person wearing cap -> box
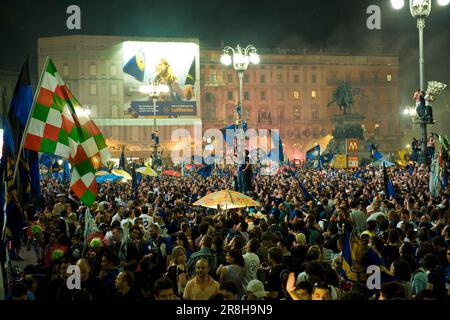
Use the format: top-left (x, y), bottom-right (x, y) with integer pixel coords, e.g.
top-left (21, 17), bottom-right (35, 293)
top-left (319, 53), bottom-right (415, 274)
top-left (244, 280), bottom-right (268, 300)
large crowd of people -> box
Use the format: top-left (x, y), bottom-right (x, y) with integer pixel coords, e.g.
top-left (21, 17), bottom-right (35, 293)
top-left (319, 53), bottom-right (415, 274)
top-left (1, 161), bottom-right (449, 301)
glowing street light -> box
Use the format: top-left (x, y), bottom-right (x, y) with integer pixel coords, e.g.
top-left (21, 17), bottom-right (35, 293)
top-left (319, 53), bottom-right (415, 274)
top-left (220, 45), bottom-right (259, 127)
top-left (391, 0), bottom-right (405, 9)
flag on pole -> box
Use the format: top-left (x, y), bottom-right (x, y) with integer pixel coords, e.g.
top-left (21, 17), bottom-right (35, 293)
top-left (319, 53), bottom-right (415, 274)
top-left (119, 147), bottom-right (125, 170)
top-left (0, 109), bottom-right (23, 240)
top-left (8, 58), bottom-right (41, 200)
top-left (383, 162), bottom-right (396, 198)
top-left (131, 163), bottom-right (137, 192)
top-left (23, 58), bottom-right (110, 206)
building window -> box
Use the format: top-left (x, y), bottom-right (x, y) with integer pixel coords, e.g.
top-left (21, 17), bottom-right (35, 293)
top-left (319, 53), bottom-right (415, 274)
top-left (312, 75), bottom-right (317, 84)
top-left (205, 92), bottom-right (212, 103)
top-left (293, 107), bottom-right (300, 120)
top-left (387, 73), bottom-right (392, 82)
top-left (227, 74), bottom-right (233, 83)
top-left (276, 89), bottom-right (284, 101)
top-left (110, 64), bottom-right (117, 76)
top-left (276, 73), bottom-right (283, 83)
top-left (63, 64), bottom-right (69, 76)
top-left (89, 84), bottom-right (97, 95)
top-left (311, 90), bottom-right (317, 100)
top-left (210, 70), bottom-right (217, 82)
top-left (260, 74), bottom-right (265, 83)
top-left (260, 91), bottom-right (266, 101)
top-left (89, 63), bottom-right (97, 76)
top-left (278, 109), bottom-right (284, 120)
top-left (293, 74), bottom-right (299, 83)
top-left (204, 93), bottom-right (216, 121)
top-left (312, 110), bottom-right (319, 120)
top-left (110, 84), bottom-right (118, 96)
top-left (313, 127), bottom-right (319, 138)
top-left (244, 74), bottom-right (249, 83)
top-left (293, 90), bottom-right (300, 100)
top-left (227, 91), bottom-right (233, 100)
top-left (244, 91), bottom-right (250, 101)
top-left (112, 105), bottom-right (118, 118)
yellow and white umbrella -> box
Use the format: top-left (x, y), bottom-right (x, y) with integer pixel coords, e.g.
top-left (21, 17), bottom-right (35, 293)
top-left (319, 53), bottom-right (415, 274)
top-left (136, 166), bottom-right (158, 177)
top-left (111, 169), bottom-right (132, 180)
top-left (193, 190), bottom-right (260, 210)
top-left (95, 170), bottom-right (110, 176)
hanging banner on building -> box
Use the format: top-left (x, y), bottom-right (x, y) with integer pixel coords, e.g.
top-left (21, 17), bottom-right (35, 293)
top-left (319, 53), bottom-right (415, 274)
top-left (122, 41), bottom-right (200, 118)
top-left (130, 101), bottom-right (197, 117)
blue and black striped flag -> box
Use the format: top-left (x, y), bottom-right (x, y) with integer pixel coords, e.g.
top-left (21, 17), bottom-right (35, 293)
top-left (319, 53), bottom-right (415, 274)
top-left (8, 58), bottom-right (41, 200)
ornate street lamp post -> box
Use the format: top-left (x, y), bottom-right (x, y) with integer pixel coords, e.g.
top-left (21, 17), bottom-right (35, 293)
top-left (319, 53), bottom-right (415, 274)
top-left (139, 81), bottom-right (169, 168)
top-left (220, 45), bottom-right (260, 128)
top-left (392, 0), bottom-right (448, 164)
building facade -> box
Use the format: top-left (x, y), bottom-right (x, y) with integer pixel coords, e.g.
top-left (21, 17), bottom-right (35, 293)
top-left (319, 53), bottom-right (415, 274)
top-left (37, 36), bottom-right (401, 160)
top-left (200, 49), bottom-right (401, 159)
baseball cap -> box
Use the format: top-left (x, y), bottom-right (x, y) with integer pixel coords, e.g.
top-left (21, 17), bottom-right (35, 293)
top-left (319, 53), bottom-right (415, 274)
top-left (246, 280), bottom-right (268, 299)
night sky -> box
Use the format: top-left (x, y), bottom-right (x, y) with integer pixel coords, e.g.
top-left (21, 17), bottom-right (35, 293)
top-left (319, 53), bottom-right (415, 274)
top-left (1, 0), bottom-right (450, 119)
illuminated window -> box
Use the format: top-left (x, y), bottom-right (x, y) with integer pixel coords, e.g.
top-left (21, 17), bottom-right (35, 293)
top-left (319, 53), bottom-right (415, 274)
top-left (311, 90), bottom-right (317, 100)
top-left (387, 73), bottom-right (392, 82)
top-left (374, 123), bottom-right (380, 129)
top-left (293, 91), bottom-right (300, 100)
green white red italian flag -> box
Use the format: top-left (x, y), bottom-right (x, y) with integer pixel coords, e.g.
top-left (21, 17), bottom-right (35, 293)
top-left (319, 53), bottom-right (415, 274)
top-left (23, 58), bottom-right (110, 206)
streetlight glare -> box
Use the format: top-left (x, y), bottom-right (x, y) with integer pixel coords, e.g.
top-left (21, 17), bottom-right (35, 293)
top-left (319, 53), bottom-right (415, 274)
top-left (220, 54), bottom-right (232, 66)
top-left (437, 0), bottom-right (450, 6)
top-left (249, 52), bottom-right (260, 64)
top-left (139, 85), bottom-right (150, 94)
top-left (391, 0), bottom-right (405, 9)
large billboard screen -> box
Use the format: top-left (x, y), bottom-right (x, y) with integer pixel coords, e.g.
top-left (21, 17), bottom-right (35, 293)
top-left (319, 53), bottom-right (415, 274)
top-left (122, 41), bottom-right (199, 118)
